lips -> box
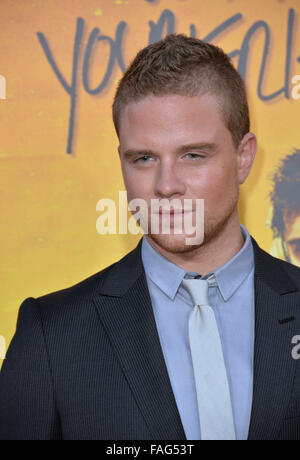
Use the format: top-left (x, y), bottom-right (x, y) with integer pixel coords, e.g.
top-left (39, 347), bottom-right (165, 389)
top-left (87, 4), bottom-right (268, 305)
top-left (156, 208), bottom-right (193, 214)
top-left (152, 209), bottom-right (194, 219)
top-left (159, 209), bottom-right (183, 215)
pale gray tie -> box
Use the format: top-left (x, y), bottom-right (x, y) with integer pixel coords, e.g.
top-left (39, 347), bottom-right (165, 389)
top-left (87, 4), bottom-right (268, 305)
top-left (181, 277), bottom-right (236, 440)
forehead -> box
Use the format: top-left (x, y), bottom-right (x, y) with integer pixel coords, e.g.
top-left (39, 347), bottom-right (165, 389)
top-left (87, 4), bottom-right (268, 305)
top-left (118, 93), bottom-right (228, 147)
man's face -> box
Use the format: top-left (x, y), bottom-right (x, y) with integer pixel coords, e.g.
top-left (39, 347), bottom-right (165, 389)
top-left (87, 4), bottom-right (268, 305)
top-left (284, 212), bottom-right (300, 266)
top-left (118, 93), bottom-right (252, 254)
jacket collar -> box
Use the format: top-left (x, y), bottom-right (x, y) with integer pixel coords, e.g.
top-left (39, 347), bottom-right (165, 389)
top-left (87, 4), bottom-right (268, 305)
top-left (98, 236), bottom-right (298, 298)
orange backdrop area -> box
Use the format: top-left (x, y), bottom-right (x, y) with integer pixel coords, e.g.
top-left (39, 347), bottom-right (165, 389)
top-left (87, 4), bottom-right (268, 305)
top-left (0, 0), bottom-right (300, 361)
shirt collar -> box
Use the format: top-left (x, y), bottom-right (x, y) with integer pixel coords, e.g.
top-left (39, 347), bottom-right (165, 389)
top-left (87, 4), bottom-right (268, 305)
top-left (211, 224), bottom-right (254, 301)
top-left (141, 224), bottom-right (254, 302)
top-left (141, 235), bottom-right (186, 300)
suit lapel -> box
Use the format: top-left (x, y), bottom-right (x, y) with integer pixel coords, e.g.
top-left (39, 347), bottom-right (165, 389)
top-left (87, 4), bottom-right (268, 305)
top-left (93, 240), bottom-right (186, 440)
top-left (248, 239), bottom-right (300, 440)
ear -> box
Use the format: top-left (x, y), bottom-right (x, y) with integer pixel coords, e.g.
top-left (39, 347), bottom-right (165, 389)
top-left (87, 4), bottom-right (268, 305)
top-left (237, 132), bottom-right (257, 185)
top-left (117, 145), bottom-right (121, 158)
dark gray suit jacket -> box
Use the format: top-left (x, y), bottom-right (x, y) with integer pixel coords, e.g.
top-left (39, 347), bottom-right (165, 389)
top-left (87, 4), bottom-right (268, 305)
top-left (0, 237), bottom-right (300, 440)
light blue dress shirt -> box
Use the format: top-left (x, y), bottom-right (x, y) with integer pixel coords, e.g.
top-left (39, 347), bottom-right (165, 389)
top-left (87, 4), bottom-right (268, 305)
top-left (141, 225), bottom-right (255, 440)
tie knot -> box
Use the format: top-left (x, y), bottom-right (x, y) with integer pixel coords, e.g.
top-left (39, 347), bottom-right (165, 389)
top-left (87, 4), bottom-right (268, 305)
top-left (181, 278), bottom-right (210, 306)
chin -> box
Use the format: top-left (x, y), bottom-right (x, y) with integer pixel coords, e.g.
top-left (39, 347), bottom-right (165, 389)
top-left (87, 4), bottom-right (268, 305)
top-left (145, 205), bottom-right (238, 255)
top-left (146, 232), bottom-right (204, 254)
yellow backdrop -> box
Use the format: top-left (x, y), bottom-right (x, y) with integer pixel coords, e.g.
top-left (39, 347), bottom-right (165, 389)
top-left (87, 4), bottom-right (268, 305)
top-left (1, 0), bottom-right (300, 362)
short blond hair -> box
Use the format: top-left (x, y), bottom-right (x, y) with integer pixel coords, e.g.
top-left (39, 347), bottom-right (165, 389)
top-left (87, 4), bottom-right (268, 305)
top-left (112, 34), bottom-right (250, 149)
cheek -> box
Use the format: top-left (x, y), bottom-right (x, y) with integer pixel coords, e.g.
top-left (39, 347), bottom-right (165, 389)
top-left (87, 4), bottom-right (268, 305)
top-left (188, 161), bottom-right (238, 199)
top-left (122, 165), bottom-right (153, 200)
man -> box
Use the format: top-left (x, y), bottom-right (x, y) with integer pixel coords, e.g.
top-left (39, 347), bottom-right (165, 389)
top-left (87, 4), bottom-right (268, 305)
top-left (269, 151), bottom-right (300, 266)
top-left (1, 34), bottom-right (300, 440)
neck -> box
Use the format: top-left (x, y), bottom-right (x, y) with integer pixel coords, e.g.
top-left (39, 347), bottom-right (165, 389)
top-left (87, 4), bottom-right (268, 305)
top-left (146, 212), bottom-right (245, 275)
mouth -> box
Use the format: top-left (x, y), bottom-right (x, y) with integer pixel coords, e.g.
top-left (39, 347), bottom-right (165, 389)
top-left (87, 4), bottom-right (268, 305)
top-left (156, 209), bottom-right (193, 215)
top-left (151, 209), bottom-right (194, 222)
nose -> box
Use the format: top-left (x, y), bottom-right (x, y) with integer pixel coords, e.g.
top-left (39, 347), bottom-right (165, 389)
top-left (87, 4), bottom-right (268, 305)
top-left (154, 161), bottom-right (186, 198)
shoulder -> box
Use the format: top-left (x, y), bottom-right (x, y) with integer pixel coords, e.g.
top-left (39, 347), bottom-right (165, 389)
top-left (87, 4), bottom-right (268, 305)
top-left (274, 256), bottom-right (300, 287)
top-left (251, 237), bottom-right (300, 289)
top-left (23, 244), bottom-right (140, 321)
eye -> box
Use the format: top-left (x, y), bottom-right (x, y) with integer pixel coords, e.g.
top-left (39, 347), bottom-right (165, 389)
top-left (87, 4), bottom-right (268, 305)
top-left (134, 155), bottom-right (153, 163)
top-left (288, 239), bottom-right (300, 254)
top-left (184, 153), bottom-right (204, 160)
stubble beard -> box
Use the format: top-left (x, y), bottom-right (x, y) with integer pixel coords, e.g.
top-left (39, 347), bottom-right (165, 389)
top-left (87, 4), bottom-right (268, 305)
top-left (146, 194), bottom-right (239, 255)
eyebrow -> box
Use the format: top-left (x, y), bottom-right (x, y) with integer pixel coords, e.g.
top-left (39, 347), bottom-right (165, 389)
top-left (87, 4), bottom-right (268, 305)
top-left (287, 238), bottom-right (300, 244)
top-left (123, 143), bottom-right (218, 158)
top-left (176, 143), bottom-right (218, 154)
